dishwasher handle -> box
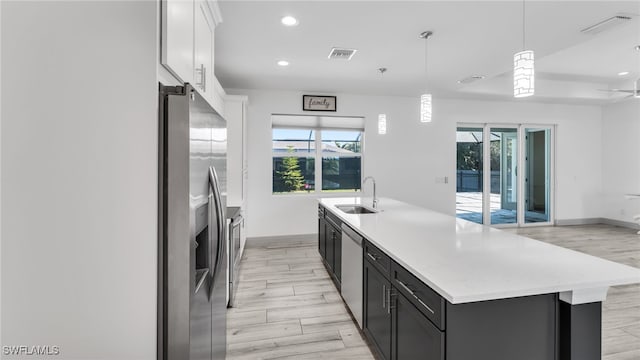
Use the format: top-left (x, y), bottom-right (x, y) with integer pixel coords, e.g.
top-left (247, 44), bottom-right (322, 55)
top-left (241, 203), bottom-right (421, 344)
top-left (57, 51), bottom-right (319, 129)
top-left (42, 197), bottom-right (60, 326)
top-left (341, 224), bottom-right (363, 246)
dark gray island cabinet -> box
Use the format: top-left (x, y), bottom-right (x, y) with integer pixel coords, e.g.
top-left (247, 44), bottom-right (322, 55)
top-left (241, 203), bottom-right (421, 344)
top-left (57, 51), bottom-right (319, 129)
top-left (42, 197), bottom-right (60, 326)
top-left (317, 198), bottom-right (640, 360)
top-left (318, 205), bottom-right (342, 288)
top-left (364, 239), bottom-right (556, 360)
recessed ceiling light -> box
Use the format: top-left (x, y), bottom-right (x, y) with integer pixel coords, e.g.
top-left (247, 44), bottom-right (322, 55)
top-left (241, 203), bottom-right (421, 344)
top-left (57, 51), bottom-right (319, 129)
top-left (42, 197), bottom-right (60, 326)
top-left (277, 60), bottom-right (289, 67)
top-left (618, 71), bottom-right (630, 76)
top-left (281, 16), bottom-right (298, 26)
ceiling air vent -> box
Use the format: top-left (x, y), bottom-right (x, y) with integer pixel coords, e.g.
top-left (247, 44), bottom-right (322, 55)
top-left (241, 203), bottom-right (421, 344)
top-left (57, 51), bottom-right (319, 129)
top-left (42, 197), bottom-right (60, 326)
top-left (328, 47), bottom-right (358, 60)
top-left (457, 75), bottom-right (486, 84)
top-left (580, 15), bottom-right (633, 35)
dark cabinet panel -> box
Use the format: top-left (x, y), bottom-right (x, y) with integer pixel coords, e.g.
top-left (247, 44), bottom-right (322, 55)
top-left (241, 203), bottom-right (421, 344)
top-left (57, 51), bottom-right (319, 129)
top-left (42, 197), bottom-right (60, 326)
top-left (446, 294), bottom-right (556, 360)
top-left (318, 216), bottom-right (326, 260)
top-left (334, 229), bottom-right (342, 282)
top-left (391, 260), bottom-right (445, 330)
top-left (318, 206), bottom-right (341, 286)
top-left (364, 259), bottom-right (392, 360)
top-left (326, 225), bottom-right (335, 272)
top-left (364, 240), bottom-right (391, 277)
top-left (392, 292), bottom-right (444, 360)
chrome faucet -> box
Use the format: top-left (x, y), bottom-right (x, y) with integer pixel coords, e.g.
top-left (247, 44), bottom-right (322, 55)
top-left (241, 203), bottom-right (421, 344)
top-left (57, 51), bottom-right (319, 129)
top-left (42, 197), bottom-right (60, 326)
top-left (362, 176), bottom-right (378, 209)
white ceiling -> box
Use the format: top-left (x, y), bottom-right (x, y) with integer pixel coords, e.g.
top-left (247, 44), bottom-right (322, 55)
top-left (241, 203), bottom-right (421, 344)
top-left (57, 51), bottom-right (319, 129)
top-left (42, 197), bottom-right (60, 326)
top-left (215, 1), bottom-right (640, 104)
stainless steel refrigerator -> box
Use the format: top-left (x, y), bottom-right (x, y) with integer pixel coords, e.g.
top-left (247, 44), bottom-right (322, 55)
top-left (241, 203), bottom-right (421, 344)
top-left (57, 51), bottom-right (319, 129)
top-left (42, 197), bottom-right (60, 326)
top-left (158, 83), bottom-right (227, 360)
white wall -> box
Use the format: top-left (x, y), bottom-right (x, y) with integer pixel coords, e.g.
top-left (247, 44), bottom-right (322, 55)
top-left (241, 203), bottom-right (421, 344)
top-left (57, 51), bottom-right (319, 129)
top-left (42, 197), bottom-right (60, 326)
top-left (1, 2), bottom-right (157, 359)
top-left (601, 100), bottom-right (640, 224)
top-left (236, 88), bottom-right (604, 237)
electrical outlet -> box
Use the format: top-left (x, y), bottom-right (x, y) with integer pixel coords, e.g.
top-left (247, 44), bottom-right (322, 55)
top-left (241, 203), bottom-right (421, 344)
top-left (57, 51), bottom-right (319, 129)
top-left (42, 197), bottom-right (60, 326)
top-left (435, 176), bottom-right (449, 184)
top-left (620, 209), bottom-right (626, 216)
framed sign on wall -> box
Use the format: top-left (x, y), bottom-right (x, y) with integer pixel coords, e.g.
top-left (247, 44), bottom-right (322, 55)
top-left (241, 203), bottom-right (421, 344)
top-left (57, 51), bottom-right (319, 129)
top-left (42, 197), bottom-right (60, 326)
top-left (303, 95), bottom-right (337, 112)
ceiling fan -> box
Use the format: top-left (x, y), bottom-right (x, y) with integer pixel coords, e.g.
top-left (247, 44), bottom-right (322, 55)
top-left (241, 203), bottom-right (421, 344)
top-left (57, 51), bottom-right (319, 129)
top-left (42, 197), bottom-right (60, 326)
top-left (598, 78), bottom-right (640, 99)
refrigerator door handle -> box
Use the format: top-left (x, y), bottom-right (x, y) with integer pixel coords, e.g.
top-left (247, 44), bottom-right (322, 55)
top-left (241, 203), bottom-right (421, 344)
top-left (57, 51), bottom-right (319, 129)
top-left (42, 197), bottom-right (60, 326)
top-left (208, 166), bottom-right (225, 287)
top-left (194, 268), bottom-right (209, 295)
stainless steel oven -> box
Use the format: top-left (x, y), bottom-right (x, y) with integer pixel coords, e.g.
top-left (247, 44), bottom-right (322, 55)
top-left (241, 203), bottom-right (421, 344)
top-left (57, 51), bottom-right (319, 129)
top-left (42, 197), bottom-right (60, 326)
top-left (227, 208), bottom-right (244, 307)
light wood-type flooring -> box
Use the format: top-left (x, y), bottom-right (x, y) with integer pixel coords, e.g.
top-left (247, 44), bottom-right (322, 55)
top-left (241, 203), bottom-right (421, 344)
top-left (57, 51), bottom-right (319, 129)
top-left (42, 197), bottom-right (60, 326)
top-left (227, 225), bottom-right (640, 359)
top-left (508, 225), bottom-right (640, 360)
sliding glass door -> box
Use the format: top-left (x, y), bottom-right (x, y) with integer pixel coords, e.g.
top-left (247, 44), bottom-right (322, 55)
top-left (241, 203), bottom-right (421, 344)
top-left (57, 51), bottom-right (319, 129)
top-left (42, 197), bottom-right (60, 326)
top-left (456, 124), bottom-right (554, 227)
top-left (490, 127), bottom-right (518, 225)
top-left (456, 127), bottom-right (484, 224)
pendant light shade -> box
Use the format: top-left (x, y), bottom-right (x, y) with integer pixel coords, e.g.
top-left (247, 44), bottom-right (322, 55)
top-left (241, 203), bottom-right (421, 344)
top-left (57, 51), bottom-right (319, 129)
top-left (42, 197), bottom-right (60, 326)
top-left (419, 31), bottom-right (433, 123)
top-left (420, 94), bottom-right (432, 123)
top-left (514, 50), bottom-right (534, 97)
top-left (514, 0), bottom-right (534, 97)
top-left (378, 114), bottom-right (387, 134)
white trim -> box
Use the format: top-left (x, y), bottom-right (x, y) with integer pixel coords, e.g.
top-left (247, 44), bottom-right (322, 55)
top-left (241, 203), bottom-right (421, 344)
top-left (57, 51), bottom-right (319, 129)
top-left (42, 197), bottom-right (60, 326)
top-left (489, 125), bottom-right (519, 226)
top-left (602, 218), bottom-right (640, 230)
top-left (204, 0), bottom-right (223, 27)
top-left (247, 234), bottom-right (316, 243)
top-left (559, 287), bottom-right (609, 305)
top-left (556, 218), bottom-right (602, 226)
top-left (314, 131), bottom-right (322, 194)
top-left (224, 94), bottom-right (249, 103)
top-left (482, 126), bottom-right (490, 225)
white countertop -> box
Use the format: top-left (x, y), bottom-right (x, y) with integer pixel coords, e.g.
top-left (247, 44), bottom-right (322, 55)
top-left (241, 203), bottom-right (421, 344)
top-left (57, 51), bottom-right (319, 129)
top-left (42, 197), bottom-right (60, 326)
top-left (319, 197), bottom-right (640, 305)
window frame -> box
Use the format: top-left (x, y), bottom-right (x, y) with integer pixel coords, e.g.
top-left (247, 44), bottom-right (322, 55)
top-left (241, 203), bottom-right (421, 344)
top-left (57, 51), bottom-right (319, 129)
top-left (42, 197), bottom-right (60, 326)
top-left (271, 126), bottom-right (364, 196)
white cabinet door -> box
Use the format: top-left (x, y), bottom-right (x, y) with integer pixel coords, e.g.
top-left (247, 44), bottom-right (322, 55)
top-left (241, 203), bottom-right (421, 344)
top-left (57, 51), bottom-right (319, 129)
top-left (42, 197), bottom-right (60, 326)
top-left (225, 96), bottom-right (248, 207)
top-left (161, 0), bottom-right (194, 83)
top-left (194, 1), bottom-right (214, 101)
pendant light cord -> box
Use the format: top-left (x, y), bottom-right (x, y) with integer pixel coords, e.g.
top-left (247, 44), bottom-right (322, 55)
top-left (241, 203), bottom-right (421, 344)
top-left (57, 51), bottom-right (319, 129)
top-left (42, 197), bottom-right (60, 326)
top-left (420, 31), bottom-right (432, 92)
top-left (522, 0), bottom-right (526, 50)
top-left (424, 37), bottom-right (428, 90)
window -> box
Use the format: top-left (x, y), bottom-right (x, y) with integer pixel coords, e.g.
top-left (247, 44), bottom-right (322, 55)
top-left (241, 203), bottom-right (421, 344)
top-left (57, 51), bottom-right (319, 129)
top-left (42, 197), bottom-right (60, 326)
top-left (272, 129), bottom-right (316, 193)
top-left (272, 115), bottom-right (364, 194)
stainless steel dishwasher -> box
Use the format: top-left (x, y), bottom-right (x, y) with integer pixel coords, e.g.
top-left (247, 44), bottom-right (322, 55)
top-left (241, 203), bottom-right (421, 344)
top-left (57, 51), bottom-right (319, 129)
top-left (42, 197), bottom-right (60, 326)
top-left (341, 223), bottom-right (363, 328)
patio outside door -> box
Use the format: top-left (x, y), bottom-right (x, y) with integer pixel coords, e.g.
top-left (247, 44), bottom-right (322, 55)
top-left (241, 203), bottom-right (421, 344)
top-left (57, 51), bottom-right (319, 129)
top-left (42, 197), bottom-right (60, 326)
top-left (491, 127), bottom-right (518, 225)
top-left (456, 124), bottom-right (554, 227)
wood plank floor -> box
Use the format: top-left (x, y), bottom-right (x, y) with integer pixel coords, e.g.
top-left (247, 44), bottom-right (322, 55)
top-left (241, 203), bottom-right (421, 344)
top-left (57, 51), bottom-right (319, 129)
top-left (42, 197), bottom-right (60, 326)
top-left (228, 225), bottom-right (640, 359)
top-left (226, 235), bottom-right (375, 360)
top-left (507, 225), bottom-right (640, 360)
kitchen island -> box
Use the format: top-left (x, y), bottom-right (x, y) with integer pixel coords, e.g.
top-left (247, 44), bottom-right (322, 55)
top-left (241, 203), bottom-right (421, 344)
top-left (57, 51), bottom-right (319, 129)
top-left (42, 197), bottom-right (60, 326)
top-left (318, 197), bottom-right (640, 360)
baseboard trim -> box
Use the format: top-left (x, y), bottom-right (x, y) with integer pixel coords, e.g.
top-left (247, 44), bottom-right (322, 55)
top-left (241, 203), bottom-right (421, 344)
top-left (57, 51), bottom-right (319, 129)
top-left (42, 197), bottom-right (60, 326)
top-left (601, 218), bottom-right (640, 230)
top-left (555, 218), bottom-right (639, 230)
top-left (247, 233), bottom-right (316, 242)
top-left (556, 218), bottom-right (602, 226)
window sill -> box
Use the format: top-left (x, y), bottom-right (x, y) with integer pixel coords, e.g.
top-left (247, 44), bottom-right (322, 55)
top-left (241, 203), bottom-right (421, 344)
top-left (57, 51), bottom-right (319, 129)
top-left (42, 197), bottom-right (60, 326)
top-left (272, 191), bottom-right (361, 198)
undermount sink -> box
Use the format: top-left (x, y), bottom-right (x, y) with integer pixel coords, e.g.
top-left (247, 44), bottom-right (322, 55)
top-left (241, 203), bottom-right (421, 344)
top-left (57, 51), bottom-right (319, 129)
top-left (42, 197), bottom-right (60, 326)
top-left (335, 205), bottom-right (378, 214)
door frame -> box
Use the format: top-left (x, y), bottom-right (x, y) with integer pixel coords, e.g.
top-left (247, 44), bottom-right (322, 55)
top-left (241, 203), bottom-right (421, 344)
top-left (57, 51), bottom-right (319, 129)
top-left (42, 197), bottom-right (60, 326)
top-left (518, 124), bottom-right (555, 227)
top-left (458, 123), bottom-right (555, 228)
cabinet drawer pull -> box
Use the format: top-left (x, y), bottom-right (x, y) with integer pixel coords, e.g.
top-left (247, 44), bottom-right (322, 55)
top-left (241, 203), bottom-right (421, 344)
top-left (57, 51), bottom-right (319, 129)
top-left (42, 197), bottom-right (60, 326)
top-left (367, 252), bottom-right (379, 261)
top-left (195, 64), bottom-right (206, 92)
top-left (386, 287), bottom-right (395, 314)
top-left (396, 279), bottom-right (435, 314)
top-left (382, 284), bottom-right (386, 309)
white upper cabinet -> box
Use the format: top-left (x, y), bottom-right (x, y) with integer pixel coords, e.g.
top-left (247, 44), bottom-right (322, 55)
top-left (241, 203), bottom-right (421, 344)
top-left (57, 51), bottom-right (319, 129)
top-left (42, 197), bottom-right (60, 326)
top-left (225, 95), bottom-right (248, 208)
top-left (161, 0), bottom-right (194, 83)
top-left (162, 0), bottom-right (224, 113)
top-left (194, 2), bottom-right (213, 97)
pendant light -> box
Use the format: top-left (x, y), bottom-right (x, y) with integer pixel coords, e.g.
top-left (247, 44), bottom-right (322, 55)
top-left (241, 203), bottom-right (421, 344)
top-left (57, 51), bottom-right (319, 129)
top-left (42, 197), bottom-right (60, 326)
top-left (377, 67), bottom-right (388, 134)
top-left (378, 114), bottom-right (387, 135)
top-left (514, 0), bottom-right (534, 97)
top-left (419, 31), bottom-right (433, 122)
